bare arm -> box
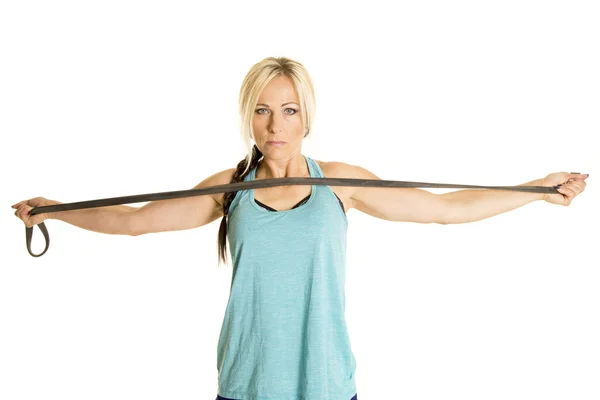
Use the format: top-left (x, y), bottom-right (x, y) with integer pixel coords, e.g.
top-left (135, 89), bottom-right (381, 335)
top-left (343, 162), bottom-right (547, 224)
top-left (129, 168), bottom-right (234, 236)
top-left (49, 168), bottom-right (234, 236)
top-left (49, 203), bottom-right (138, 236)
top-left (336, 162), bottom-right (446, 224)
top-left (439, 179), bottom-right (545, 224)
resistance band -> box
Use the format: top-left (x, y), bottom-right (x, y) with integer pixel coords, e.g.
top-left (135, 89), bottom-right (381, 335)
top-left (22, 176), bottom-right (561, 258)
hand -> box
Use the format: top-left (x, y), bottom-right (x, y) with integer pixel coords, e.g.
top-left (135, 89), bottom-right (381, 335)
top-left (12, 197), bottom-right (54, 228)
top-left (542, 172), bottom-right (588, 206)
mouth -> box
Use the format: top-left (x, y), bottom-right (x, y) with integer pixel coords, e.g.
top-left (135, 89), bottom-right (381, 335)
top-left (267, 141), bottom-right (286, 144)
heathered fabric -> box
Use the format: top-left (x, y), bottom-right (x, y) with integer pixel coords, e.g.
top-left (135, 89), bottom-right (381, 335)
top-left (216, 155), bottom-right (357, 400)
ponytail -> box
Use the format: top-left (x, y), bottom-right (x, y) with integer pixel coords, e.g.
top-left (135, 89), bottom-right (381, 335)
top-left (217, 144), bottom-right (263, 266)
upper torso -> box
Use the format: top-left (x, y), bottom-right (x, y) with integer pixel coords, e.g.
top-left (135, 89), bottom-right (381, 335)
top-left (211, 158), bottom-right (354, 213)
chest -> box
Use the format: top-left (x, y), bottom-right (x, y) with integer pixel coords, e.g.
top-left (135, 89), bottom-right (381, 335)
top-left (253, 185), bottom-right (313, 211)
top-left (253, 163), bottom-right (353, 212)
top-left (229, 184), bottom-right (348, 254)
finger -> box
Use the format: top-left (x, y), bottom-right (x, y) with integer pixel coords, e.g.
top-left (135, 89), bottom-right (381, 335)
top-left (572, 182), bottom-right (585, 196)
top-left (555, 185), bottom-right (573, 198)
top-left (20, 206), bottom-right (34, 227)
top-left (560, 183), bottom-right (576, 196)
top-left (557, 183), bottom-right (575, 198)
top-left (569, 172), bottom-right (588, 180)
top-left (568, 180), bottom-right (585, 193)
top-left (565, 185), bottom-right (578, 198)
top-left (570, 180), bottom-right (584, 190)
top-left (15, 206), bottom-right (27, 221)
top-left (19, 205), bottom-right (32, 219)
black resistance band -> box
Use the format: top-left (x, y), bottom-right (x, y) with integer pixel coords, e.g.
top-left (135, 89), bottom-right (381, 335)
top-left (23, 176), bottom-right (561, 258)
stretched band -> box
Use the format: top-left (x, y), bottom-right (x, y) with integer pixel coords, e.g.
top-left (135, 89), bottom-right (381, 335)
top-left (23, 176), bottom-right (560, 258)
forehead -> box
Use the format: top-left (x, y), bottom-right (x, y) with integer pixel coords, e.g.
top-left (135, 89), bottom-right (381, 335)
top-left (258, 75), bottom-right (299, 102)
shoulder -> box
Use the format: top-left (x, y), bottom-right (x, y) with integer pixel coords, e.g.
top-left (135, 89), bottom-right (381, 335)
top-left (315, 159), bottom-right (378, 180)
top-left (314, 159), bottom-right (381, 211)
top-left (201, 167), bottom-right (237, 206)
top-left (314, 159), bottom-right (345, 174)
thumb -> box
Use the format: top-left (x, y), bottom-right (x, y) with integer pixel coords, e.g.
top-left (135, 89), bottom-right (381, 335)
top-left (16, 205), bottom-right (35, 228)
top-left (24, 205), bottom-right (47, 228)
top-left (28, 197), bottom-right (48, 207)
top-left (546, 172), bottom-right (572, 186)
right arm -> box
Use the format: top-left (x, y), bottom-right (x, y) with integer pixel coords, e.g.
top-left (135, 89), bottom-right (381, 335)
top-left (129, 168), bottom-right (234, 236)
top-left (49, 203), bottom-right (138, 236)
top-left (49, 168), bottom-right (235, 236)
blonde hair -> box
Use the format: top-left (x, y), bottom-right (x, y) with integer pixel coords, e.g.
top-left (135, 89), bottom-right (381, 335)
top-left (237, 56), bottom-right (316, 176)
top-left (217, 56), bottom-right (317, 266)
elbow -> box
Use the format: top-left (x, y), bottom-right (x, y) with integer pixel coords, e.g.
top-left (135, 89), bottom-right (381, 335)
top-left (435, 213), bottom-right (456, 225)
top-left (435, 196), bottom-right (454, 225)
top-left (429, 217), bottom-right (450, 225)
top-left (125, 210), bottom-right (143, 236)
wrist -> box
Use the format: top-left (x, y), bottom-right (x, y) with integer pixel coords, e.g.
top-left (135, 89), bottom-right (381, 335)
top-left (46, 200), bottom-right (62, 220)
top-left (538, 178), bottom-right (549, 202)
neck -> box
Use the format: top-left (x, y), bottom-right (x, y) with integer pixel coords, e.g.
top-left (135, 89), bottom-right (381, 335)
top-left (256, 154), bottom-right (308, 179)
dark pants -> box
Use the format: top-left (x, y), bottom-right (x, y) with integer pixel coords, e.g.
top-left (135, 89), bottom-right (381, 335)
top-left (216, 393), bottom-right (358, 400)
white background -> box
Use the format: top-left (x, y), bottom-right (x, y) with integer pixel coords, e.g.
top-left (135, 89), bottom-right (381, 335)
top-left (2, 1), bottom-right (598, 399)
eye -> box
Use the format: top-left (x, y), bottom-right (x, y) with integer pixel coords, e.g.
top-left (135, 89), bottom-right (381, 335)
top-left (255, 108), bottom-right (298, 115)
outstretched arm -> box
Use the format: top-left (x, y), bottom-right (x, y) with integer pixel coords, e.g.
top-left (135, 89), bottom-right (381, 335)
top-left (338, 162), bottom-right (588, 225)
top-left (439, 172), bottom-right (587, 224)
top-left (438, 178), bottom-right (545, 224)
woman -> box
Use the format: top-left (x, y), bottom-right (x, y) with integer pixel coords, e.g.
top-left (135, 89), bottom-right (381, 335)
top-left (12, 56), bottom-right (588, 399)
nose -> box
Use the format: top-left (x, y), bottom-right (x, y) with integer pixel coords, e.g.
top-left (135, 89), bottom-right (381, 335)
top-left (267, 112), bottom-right (284, 134)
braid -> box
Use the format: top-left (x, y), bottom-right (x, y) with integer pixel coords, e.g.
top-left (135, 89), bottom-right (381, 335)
top-left (217, 144), bottom-right (263, 266)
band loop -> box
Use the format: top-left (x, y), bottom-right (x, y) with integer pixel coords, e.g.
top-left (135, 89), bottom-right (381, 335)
top-left (25, 222), bottom-right (50, 258)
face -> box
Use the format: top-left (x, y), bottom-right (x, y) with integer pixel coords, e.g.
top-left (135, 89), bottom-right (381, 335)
top-left (252, 75), bottom-right (304, 157)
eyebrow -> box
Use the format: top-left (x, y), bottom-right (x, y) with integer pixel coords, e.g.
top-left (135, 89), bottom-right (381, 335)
top-left (256, 102), bottom-right (299, 108)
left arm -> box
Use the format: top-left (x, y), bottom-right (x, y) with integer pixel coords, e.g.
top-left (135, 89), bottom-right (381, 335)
top-left (339, 162), bottom-right (547, 225)
top-left (439, 179), bottom-right (545, 224)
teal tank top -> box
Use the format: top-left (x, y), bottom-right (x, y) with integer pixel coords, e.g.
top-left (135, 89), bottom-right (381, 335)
top-left (216, 155), bottom-right (357, 399)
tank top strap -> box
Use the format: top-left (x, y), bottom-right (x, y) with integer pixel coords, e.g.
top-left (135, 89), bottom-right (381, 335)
top-left (228, 163), bottom-right (257, 213)
top-left (306, 155), bottom-right (324, 178)
top-left (247, 162), bottom-right (257, 181)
